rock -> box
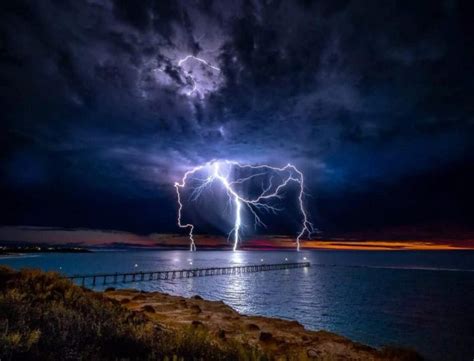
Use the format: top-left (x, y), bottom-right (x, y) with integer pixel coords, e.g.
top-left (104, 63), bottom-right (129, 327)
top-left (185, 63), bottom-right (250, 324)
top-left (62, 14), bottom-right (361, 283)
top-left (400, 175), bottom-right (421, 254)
top-left (142, 305), bottom-right (155, 313)
top-left (259, 331), bottom-right (273, 341)
top-left (307, 348), bottom-right (320, 358)
top-left (246, 323), bottom-right (260, 331)
top-left (132, 294), bottom-right (147, 300)
top-left (190, 304), bottom-right (202, 314)
top-left (191, 320), bottom-right (203, 327)
top-left (104, 287), bottom-right (116, 292)
top-left (192, 295), bottom-right (203, 300)
top-left (288, 320), bottom-right (304, 328)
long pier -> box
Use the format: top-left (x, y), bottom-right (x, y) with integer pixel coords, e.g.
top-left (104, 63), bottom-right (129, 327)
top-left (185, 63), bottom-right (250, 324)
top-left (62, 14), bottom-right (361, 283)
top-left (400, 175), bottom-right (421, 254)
top-left (68, 262), bottom-right (310, 287)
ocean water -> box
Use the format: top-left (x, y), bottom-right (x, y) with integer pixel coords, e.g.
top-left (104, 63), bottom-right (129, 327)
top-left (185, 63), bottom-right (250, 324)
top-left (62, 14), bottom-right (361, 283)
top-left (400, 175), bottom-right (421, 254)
top-left (2, 250), bottom-right (473, 361)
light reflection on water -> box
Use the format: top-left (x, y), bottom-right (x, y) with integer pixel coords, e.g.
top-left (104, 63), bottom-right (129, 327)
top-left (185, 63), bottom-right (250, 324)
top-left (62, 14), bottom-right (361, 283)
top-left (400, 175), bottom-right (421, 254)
top-left (2, 249), bottom-right (474, 361)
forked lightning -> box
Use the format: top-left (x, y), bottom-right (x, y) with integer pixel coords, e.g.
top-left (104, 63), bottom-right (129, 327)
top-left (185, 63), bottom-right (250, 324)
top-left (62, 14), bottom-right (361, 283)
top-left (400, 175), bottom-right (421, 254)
top-left (174, 160), bottom-right (314, 251)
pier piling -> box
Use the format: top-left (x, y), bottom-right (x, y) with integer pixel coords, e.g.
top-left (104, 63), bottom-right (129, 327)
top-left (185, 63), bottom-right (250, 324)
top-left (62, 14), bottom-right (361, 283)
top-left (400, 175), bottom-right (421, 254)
top-left (68, 261), bottom-right (310, 287)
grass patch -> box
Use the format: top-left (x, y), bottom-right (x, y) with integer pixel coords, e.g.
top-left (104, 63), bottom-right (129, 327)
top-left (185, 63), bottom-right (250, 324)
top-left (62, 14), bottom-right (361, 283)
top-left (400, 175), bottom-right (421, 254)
top-left (0, 266), bottom-right (265, 361)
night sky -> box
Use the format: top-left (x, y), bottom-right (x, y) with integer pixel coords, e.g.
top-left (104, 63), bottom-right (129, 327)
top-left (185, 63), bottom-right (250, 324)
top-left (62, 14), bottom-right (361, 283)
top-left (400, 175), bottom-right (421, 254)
top-left (1, 0), bottom-right (473, 245)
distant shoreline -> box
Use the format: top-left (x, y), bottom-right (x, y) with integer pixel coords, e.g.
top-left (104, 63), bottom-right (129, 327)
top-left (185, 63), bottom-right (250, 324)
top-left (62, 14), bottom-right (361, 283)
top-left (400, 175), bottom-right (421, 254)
top-left (0, 253), bottom-right (41, 259)
top-left (0, 246), bottom-right (92, 256)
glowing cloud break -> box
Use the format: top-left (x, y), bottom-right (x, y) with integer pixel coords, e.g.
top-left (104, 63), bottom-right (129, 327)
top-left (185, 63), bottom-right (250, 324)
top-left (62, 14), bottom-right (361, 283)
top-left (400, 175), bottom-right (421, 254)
top-left (174, 160), bottom-right (314, 251)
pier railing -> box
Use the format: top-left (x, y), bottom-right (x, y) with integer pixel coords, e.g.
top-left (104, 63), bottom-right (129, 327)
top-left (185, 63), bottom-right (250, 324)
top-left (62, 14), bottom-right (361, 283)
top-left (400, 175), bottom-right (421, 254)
top-left (68, 262), bottom-right (310, 286)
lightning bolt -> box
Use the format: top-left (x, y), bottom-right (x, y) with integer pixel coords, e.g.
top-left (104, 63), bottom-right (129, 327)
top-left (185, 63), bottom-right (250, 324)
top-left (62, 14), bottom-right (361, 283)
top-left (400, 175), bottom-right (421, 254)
top-left (177, 55), bottom-right (221, 97)
top-left (178, 55), bottom-right (221, 72)
top-left (174, 160), bottom-right (314, 251)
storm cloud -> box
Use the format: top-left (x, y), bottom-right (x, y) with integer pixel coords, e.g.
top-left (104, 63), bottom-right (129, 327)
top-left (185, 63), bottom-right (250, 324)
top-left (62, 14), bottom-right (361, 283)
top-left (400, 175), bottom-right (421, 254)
top-left (0, 0), bottom-right (473, 236)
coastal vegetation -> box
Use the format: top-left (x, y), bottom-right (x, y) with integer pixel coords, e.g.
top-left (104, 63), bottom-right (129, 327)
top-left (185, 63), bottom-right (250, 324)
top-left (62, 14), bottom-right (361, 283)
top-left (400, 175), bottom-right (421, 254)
top-left (0, 266), bottom-right (262, 360)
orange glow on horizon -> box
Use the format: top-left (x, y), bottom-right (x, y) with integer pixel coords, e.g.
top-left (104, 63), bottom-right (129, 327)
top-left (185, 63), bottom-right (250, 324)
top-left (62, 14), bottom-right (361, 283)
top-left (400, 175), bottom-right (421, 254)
top-left (299, 240), bottom-right (474, 251)
top-left (0, 226), bottom-right (473, 250)
top-left (245, 238), bottom-right (474, 251)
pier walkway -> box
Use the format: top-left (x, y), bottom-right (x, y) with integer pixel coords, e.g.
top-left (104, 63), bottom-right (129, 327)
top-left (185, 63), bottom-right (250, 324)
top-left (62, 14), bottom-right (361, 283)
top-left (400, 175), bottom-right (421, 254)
top-left (68, 262), bottom-right (310, 286)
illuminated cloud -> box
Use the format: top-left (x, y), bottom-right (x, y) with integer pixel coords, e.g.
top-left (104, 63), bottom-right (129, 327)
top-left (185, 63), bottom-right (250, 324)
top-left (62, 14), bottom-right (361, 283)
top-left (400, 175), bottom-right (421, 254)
top-left (0, 0), bottom-right (472, 238)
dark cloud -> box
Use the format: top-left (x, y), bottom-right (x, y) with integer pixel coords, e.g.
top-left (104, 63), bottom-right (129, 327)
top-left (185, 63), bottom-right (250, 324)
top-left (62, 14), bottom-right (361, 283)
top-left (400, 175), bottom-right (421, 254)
top-left (0, 0), bottom-right (473, 236)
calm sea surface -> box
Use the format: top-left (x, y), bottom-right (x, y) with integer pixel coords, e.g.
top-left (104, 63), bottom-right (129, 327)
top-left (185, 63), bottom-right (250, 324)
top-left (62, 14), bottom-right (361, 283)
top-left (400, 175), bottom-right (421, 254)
top-left (2, 250), bottom-right (473, 361)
